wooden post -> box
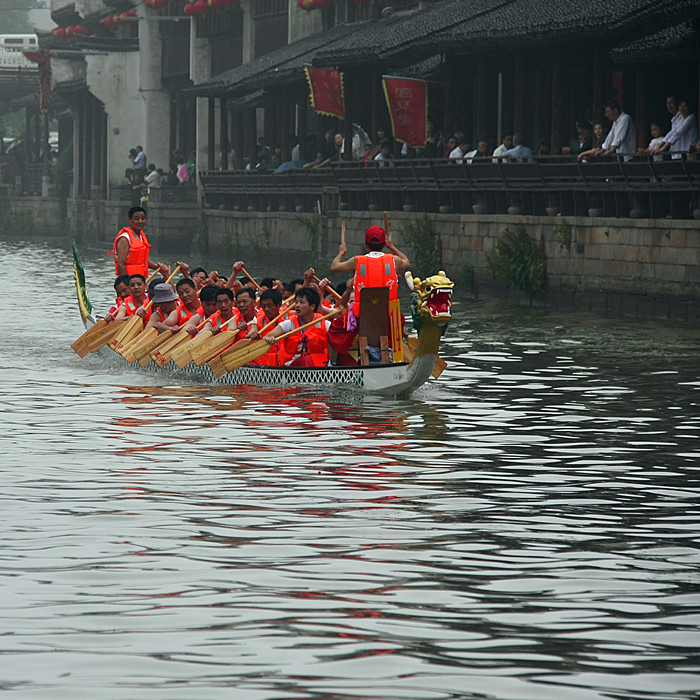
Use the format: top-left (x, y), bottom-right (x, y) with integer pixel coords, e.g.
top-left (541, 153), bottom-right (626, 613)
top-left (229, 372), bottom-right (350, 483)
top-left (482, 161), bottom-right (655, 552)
top-left (475, 60), bottom-right (489, 142)
top-left (635, 67), bottom-right (646, 151)
top-left (443, 56), bottom-right (454, 137)
top-left (207, 96), bottom-right (216, 171)
top-left (344, 72), bottom-right (353, 161)
top-left (219, 96), bottom-right (228, 170)
top-left (550, 49), bottom-right (564, 154)
top-left (298, 85), bottom-right (308, 160)
top-left (592, 43), bottom-right (605, 124)
top-left (513, 52), bottom-right (526, 136)
top-left (280, 91), bottom-right (289, 161)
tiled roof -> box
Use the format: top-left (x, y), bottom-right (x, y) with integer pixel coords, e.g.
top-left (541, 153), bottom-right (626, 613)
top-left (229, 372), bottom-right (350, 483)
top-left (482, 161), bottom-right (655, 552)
top-left (610, 22), bottom-right (699, 64)
top-left (190, 21), bottom-right (365, 97)
top-left (313, 0), bottom-right (700, 66)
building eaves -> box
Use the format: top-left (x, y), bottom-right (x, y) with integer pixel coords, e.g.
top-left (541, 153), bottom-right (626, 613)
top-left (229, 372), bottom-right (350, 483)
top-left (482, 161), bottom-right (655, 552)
top-left (408, 0), bottom-right (700, 55)
top-left (313, 0), bottom-right (700, 67)
top-left (189, 21), bottom-right (366, 98)
top-left (610, 21), bottom-right (699, 64)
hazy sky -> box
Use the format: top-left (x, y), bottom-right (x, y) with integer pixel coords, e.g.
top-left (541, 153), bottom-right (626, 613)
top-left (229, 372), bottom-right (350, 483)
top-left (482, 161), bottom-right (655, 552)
top-left (30, 4), bottom-right (53, 30)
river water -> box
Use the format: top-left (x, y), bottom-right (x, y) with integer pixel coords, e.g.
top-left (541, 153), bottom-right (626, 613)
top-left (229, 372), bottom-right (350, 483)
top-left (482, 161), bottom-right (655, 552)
top-left (1, 239), bottom-right (699, 700)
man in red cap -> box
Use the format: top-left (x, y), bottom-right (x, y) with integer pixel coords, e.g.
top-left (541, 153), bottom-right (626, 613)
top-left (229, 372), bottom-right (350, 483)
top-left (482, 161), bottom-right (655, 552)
top-left (330, 224), bottom-right (410, 360)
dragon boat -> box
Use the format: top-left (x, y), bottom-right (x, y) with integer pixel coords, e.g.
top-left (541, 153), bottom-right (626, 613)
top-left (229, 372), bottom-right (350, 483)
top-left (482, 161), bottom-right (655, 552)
top-left (72, 243), bottom-right (453, 396)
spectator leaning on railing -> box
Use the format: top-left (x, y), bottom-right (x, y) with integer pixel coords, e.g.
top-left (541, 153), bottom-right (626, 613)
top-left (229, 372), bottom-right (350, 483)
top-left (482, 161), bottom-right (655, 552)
top-left (601, 101), bottom-right (636, 161)
top-left (652, 99), bottom-right (698, 159)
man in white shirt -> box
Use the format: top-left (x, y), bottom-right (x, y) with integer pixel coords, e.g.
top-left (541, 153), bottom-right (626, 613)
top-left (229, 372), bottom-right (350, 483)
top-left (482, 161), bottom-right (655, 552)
top-left (449, 137), bottom-right (470, 163)
top-left (492, 134), bottom-right (513, 161)
top-left (653, 98), bottom-right (698, 159)
top-left (602, 101), bottom-right (636, 161)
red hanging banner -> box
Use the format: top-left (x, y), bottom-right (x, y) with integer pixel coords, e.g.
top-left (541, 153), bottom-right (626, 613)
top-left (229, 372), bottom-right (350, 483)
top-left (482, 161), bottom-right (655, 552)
top-left (24, 49), bottom-right (52, 113)
top-left (382, 76), bottom-right (427, 148)
top-left (305, 65), bottom-right (345, 119)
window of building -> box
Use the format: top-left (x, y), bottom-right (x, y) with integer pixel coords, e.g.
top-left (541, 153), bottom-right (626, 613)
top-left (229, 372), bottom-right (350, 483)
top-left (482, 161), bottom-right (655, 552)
top-left (253, 0), bottom-right (288, 57)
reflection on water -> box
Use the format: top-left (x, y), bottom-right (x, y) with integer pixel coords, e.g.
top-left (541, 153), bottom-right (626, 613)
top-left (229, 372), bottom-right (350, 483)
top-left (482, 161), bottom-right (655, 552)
top-left (1, 240), bottom-right (699, 699)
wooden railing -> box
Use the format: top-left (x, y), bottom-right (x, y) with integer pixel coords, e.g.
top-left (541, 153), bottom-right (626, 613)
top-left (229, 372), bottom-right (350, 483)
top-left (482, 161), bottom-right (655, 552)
top-left (199, 155), bottom-right (700, 219)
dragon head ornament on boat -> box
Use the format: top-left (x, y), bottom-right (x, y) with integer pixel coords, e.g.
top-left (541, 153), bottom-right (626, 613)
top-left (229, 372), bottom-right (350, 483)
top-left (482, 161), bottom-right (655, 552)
top-left (405, 270), bottom-right (454, 333)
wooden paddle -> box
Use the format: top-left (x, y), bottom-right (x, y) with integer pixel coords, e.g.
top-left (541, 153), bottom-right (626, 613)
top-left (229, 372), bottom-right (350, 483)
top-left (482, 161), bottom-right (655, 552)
top-left (186, 310), bottom-right (243, 365)
top-left (312, 275), bottom-right (343, 303)
top-left (171, 328), bottom-right (214, 368)
top-left (221, 308), bottom-right (343, 373)
top-left (110, 264), bottom-right (181, 354)
top-left (121, 327), bottom-right (159, 363)
top-left (86, 321), bottom-right (126, 353)
top-left (71, 319), bottom-right (108, 357)
top-left (341, 220), bottom-right (346, 246)
top-left (383, 211), bottom-right (389, 234)
top-left (191, 289), bottom-right (298, 367)
top-left (71, 269), bottom-right (162, 357)
top-left (405, 336), bottom-right (447, 378)
top-left (133, 329), bottom-right (175, 366)
top-left (241, 268), bottom-right (261, 290)
top-left (151, 319), bottom-right (207, 367)
top-left (208, 307), bottom-right (291, 378)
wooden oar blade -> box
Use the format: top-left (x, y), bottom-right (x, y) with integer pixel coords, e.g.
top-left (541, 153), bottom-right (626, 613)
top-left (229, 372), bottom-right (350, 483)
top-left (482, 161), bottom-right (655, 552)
top-left (432, 357), bottom-right (448, 379)
top-left (171, 331), bottom-right (212, 369)
top-left (221, 339), bottom-right (271, 372)
top-left (71, 319), bottom-right (108, 357)
top-left (87, 322), bottom-right (125, 352)
top-left (111, 316), bottom-right (144, 353)
top-left (208, 355), bottom-right (228, 378)
top-left (121, 327), bottom-right (158, 362)
top-left (150, 331), bottom-right (188, 366)
top-left (133, 330), bottom-right (172, 366)
top-left (189, 330), bottom-right (237, 366)
top-left (208, 338), bottom-right (253, 377)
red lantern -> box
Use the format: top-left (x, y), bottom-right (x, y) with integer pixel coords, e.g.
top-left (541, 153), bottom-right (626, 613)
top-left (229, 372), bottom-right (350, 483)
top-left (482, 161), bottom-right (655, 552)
top-left (194, 0), bottom-right (208, 13)
top-left (128, 7), bottom-right (137, 14)
top-left (65, 25), bottom-right (75, 35)
top-left (184, 3), bottom-right (196, 14)
top-left (55, 27), bottom-right (66, 38)
top-left (73, 25), bottom-right (88, 35)
top-left (50, 27), bottom-right (59, 37)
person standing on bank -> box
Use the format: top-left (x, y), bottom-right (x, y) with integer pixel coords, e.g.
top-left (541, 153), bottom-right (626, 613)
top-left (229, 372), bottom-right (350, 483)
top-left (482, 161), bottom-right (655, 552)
top-left (108, 206), bottom-right (169, 278)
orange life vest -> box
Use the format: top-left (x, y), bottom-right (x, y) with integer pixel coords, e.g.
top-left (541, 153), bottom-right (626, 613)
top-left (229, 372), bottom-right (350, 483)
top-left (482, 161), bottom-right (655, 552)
top-left (352, 252), bottom-right (398, 317)
top-left (108, 227), bottom-right (151, 277)
top-left (249, 308), bottom-right (278, 366)
top-left (208, 308), bottom-right (237, 330)
top-left (175, 301), bottom-right (203, 325)
top-left (122, 294), bottom-right (151, 322)
top-left (277, 313), bottom-right (329, 367)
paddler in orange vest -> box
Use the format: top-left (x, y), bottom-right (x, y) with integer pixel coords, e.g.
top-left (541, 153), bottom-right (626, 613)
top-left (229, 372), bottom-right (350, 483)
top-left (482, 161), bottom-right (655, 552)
top-left (247, 288), bottom-right (285, 366)
top-left (114, 273), bottom-right (150, 321)
top-left (144, 283), bottom-right (180, 332)
top-left (108, 206), bottom-right (169, 278)
top-left (157, 278), bottom-right (204, 332)
top-left (264, 287), bottom-right (333, 367)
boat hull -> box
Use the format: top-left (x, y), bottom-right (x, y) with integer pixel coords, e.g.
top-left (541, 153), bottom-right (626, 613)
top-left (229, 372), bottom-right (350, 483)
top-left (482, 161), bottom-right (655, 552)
top-left (86, 316), bottom-right (433, 396)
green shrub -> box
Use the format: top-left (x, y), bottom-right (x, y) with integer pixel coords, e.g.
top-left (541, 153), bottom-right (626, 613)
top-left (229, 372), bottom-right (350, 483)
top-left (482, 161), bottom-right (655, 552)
top-left (401, 213), bottom-right (442, 278)
top-left (487, 224), bottom-right (546, 297)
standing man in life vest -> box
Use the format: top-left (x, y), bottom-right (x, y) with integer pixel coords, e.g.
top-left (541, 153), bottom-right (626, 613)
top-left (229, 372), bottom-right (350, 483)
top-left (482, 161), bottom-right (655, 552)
top-left (330, 224), bottom-right (410, 360)
top-left (109, 206), bottom-right (169, 278)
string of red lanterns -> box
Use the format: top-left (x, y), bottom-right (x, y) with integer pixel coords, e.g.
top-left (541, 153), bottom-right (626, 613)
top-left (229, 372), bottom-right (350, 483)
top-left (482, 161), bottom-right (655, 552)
top-left (50, 24), bottom-right (89, 38)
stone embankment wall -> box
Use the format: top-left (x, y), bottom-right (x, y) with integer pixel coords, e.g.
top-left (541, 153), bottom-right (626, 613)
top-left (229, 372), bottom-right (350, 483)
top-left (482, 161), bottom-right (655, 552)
top-left (204, 210), bottom-right (700, 322)
top-left (2, 190), bottom-right (698, 322)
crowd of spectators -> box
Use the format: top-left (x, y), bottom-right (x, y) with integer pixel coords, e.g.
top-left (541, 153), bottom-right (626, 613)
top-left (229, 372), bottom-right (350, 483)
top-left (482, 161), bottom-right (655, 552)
top-left (128, 94), bottom-right (698, 185)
